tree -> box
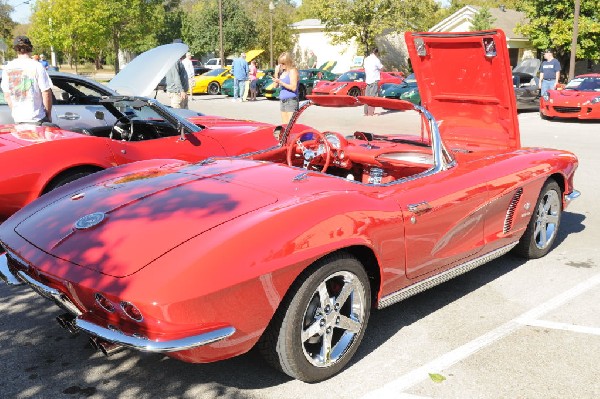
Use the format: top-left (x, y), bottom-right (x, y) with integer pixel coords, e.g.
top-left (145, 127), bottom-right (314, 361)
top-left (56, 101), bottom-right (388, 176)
top-left (315, 0), bottom-right (441, 56)
top-left (470, 6), bottom-right (496, 31)
top-left (0, 1), bottom-right (17, 62)
top-left (516, 0), bottom-right (600, 75)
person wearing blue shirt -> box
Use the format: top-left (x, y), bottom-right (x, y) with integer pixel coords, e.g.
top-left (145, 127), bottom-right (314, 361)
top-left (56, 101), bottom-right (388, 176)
top-left (231, 53), bottom-right (248, 102)
top-left (539, 49), bottom-right (561, 97)
top-left (39, 54), bottom-right (49, 69)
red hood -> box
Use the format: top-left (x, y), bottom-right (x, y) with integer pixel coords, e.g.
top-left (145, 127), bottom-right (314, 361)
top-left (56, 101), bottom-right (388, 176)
top-left (313, 81), bottom-right (354, 92)
top-left (14, 160), bottom-right (278, 277)
top-left (0, 125), bottom-right (82, 151)
top-left (549, 89), bottom-right (600, 105)
top-left (405, 30), bottom-right (519, 150)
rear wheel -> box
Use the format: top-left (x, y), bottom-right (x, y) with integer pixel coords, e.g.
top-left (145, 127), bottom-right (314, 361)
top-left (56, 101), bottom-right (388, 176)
top-left (208, 82), bottom-right (221, 95)
top-left (513, 179), bottom-right (562, 259)
top-left (259, 253), bottom-right (371, 382)
top-left (298, 84), bottom-right (307, 100)
top-left (348, 87), bottom-right (361, 97)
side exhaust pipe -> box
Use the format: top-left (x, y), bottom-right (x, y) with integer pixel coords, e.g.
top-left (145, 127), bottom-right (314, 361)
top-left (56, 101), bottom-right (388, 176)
top-left (89, 336), bottom-right (125, 356)
top-left (56, 313), bottom-right (79, 334)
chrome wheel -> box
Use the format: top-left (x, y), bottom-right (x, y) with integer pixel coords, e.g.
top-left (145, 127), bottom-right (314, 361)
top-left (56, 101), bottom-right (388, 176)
top-left (300, 271), bottom-right (367, 367)
top-left (533, 189), bottom-right (560, 250)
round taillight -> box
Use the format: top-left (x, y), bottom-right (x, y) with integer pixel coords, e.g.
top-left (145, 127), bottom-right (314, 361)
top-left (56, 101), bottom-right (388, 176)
top-left (95, 293), bottom-right (115, 313)
top-left (120, 301), bottom-right (143, 322)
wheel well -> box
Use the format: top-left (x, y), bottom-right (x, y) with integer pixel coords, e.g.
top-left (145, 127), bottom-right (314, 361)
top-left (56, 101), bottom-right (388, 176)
top-left (42, 165), bottom-right (104, 194)
top-left (342, 246), bottom-right (381, 306)
top-left (549, 173), bottom-right (565, 194)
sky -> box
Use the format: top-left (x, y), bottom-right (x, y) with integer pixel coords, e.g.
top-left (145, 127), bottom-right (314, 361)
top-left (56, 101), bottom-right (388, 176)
top-left (8, 0), bottom-right (33, 24)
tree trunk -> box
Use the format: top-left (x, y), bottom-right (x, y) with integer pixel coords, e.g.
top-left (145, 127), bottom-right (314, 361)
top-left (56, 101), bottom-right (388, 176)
top-left (113, 29), bottom-right (120, 74)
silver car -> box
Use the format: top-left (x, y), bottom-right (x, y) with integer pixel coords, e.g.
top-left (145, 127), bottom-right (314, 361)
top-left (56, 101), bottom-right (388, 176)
top-left (1, 43), bottom-right (199, 128)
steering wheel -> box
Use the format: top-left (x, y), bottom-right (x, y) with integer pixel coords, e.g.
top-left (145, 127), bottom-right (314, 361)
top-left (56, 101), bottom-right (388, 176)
top-left (110, 115), bottom-right (133, 140)
top-left (286, 129), bottom-right (332, 173)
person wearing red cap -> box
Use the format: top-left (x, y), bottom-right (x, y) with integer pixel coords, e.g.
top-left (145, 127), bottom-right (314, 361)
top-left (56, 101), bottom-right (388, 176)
top-left (1, 35), bottom-right (53, 124)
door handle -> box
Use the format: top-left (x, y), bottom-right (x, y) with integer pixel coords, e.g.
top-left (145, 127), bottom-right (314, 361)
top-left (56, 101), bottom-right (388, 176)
top-left (408, 201), bottom-right (432, 215)
top-left (58, 112), bottom-right (80, 120)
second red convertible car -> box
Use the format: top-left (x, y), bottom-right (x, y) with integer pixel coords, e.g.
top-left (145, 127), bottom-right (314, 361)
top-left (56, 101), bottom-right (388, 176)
top-left (0, 31), bottom-right (579, 382)
top-left (539, 73), bottom-right (600, 120)
top-left (0, 96), bottom-right (279, 221)
top-left (312, 69), bottom-right (403, 97)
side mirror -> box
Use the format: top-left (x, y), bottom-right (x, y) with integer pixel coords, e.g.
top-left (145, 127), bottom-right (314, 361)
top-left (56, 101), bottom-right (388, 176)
top-left (60, 92), bottom-right (70, 101)
top-left (94, 111), bottom-right (105, 120)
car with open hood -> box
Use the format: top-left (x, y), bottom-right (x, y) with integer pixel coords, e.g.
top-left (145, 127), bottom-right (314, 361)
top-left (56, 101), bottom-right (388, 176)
top-left (0, 31), bottom-right (579, 382)
top-left (512, 58), bottom-right (541, 111)
top-left (539, 73), bottom-right (600, 120)
top-left (312, 69), bottom-right (403, 97)
top-left (1, 43), bottom-right (199, 129)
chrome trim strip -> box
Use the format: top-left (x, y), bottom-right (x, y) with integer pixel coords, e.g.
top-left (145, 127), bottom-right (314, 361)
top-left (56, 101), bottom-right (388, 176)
top-left (377, 242), bottom-right (519, 310)
top-left (0, 253), bottom-right (23, 286)
top-left (565, 190), bottom-right (581, 202)
top-left (17, 271), bottom-right (82, 316)
top-left (75, 319), bottom-right (236, 353)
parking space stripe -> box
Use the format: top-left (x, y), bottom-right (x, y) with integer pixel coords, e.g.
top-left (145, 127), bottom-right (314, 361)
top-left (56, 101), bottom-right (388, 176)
top-left (361, 272), bottom-right (600, 399)
top-left (522, 319), bottom-right (600, 336)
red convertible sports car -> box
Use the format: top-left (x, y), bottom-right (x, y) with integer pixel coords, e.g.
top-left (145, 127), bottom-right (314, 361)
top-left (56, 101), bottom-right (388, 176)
top-left (539, 73), bottom-right (600, 120)
top-left (0, 31), bottom-right (579, 382)
top-left (312, 69), bottom-right (403, 97)
top-left (0, 96), bottom-right (279, 221)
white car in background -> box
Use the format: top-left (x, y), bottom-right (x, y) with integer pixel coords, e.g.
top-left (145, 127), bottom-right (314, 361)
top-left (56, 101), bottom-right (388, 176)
top-left (0, 43), bottom-right (202, 129)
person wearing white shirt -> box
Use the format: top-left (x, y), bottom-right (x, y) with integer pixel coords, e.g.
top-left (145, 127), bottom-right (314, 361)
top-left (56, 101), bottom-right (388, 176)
top-left (363, 47), bottom-right (383, 116)
top-left (1, 36), bottom-right (53, 124)
top-left (181, 52), bottom-right (196, 100)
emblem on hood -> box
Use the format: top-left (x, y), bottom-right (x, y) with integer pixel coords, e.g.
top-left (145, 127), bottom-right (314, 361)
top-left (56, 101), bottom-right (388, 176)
top-left (74, 212), bottom-right (107, 230)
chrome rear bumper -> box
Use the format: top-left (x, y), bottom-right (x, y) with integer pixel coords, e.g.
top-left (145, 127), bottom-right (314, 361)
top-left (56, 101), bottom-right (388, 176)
top-left (1, 252), bottom-right (236, 353)
top-left (0, 252), bottom-right (24, 286)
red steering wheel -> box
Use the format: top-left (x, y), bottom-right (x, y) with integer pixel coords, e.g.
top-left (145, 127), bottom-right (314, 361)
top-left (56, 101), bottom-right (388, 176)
top-left (286, 129), bottom-right (332, 173)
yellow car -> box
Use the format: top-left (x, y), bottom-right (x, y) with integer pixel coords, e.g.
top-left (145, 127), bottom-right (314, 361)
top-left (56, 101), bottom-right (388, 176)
top-left (192, 68), bottom-right (232, 95)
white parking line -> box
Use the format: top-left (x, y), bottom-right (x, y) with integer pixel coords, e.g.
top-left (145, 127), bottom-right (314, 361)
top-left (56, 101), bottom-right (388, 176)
top-left (360, 272), bottom-right (600, 399)
top-left (523, 319), bottom-right (600, 336)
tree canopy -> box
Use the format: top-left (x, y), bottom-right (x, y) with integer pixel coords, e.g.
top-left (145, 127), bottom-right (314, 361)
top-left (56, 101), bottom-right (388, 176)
top-left (470, 6), bottom-right (496, 31)
top-left (516, 0), bottom-right (600, 71)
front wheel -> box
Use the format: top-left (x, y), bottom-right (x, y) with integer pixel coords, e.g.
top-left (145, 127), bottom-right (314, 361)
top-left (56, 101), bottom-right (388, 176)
top-left (208, 82), bottom-right (221, 95)
top-left (259, 253), bottom-right (371, 382)
top-left (348, 87), bottom-right (361, 97)
top-left (513, 179), bottom-right (562, 259)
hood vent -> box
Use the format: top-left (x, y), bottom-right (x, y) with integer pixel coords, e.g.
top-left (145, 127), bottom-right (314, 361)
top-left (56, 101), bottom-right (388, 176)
top-left (503, 188), bottom-right (523, 234)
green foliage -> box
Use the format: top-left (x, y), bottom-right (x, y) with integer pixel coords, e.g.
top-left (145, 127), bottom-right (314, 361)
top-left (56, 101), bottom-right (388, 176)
top-left (471, 6), bottom-right (496, 31)
top-left (182, 0), bottom-right (295, 67)
top-left (1, 1), bottom-right (16, 46)
top-left (316, 0), bottom-right (441, 56)
top-left (517, 0), bottom-right (600, 69)
top-left (429, 373), bottom-right (447, 383)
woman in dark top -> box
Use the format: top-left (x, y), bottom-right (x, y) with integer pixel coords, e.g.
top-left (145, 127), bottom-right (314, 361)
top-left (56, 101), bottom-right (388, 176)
top-left (273, 52), bottom-right (299, 124)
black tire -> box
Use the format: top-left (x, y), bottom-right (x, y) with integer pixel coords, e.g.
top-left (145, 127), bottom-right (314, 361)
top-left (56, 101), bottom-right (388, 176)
top-left (348, 87), bottom-right (361, 97)
top-left (298, 84), bottom-right (307, 101)
top-left (513, 179), bottom-right (562, 259)
top-left (208, 82), bottom-right (220, 95)
top-left (43, 170), bottom-right (98, 194)
top-left (259, 253), bottom-right (371, 382)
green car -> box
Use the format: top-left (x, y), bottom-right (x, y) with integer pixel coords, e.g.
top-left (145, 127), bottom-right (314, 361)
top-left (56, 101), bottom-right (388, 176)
top-left (379, 73), bottom-right (420, 105)
top-left (222, 69), bottom-right (275, 97)
top-left (263, 68), bottom-right (338, 100)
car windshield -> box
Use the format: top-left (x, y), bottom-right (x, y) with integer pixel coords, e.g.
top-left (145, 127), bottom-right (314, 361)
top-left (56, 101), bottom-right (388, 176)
top-left (564, 77), bottom-right (600, 91)
top-left (404, 74), bottom-right (417, 84)
top-left (299, 70), bottom-right (312, 79)
top-left (290, 100), bottom-right (431, 144)
top-left (203, 68), bottom-right (226, 77)
top-left (337, 71), bottom-right (365, 82)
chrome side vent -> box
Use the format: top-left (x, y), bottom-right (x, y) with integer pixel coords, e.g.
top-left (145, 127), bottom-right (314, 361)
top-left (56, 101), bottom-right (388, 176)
top-left (503, 188), bottom-right (523, 234)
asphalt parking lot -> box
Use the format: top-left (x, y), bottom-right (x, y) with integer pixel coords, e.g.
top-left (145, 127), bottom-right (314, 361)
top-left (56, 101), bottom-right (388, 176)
top-left (1, 94), bottom-right (598, 399)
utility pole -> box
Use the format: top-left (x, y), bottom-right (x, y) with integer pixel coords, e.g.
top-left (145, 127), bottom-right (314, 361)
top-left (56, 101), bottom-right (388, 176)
top-left (218, 0), bottom-right (224, 67)
top-left (568, 0), bottom-right (580, 81)
top-left (269, 1), bottom-right (275, 68)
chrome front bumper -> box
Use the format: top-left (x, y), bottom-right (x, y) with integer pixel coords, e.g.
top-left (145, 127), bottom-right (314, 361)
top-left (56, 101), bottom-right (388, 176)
top-left (1, 252), bottom-right (236, 353)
